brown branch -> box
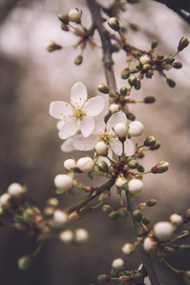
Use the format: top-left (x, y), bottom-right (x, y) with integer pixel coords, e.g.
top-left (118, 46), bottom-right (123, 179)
top-left (86, 0), bottom-right (117, 92)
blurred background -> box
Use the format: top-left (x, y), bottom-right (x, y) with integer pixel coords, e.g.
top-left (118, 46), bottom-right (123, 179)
top-left (0, 0), bottom-right (190, 284)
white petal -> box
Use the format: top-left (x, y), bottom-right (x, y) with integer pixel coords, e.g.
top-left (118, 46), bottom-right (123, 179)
top-left (124, 139), bottom-right (136, 156)
top-left (74, 135), bottom-right (98, 151)
top-left (59, 118), bottom-right (79, 139)
top-left (49, 101), bottom-right (72, 120)
top-left (94, 116), bottom-right (106, 134)
top-left (110, 138), bottom-right (123, 156)
top-left (83, 96), bottom-right (105, 117)
top-left (60, 138), bottom-right (76, 152)
top-left (80, 116), bottom-right (95, 137)
top-left (57, 120), bottom-right (65, 130)
top-left (107, 111), bottom-right (127, 130)
top-left (70, 82), bottom-right (88, 108)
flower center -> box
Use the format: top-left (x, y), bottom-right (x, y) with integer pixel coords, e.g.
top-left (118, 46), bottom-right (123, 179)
top-left (100, 133), bottom-right (110, 144)
top-left (72, 107), bottom-right (86, 120)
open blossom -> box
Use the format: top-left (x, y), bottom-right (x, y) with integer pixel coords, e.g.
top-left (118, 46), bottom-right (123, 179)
top-left (73, 111), bottom-right (136, 156)
top-left (49, 82), bottom-right (105, 139)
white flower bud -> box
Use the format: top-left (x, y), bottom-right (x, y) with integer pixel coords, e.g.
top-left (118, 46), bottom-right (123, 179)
top-left (59, 230), bottom-right (74, 244)
top-left (54, 174), bottom-right (73, 191)
top-left (153, 221), bottom-right (173, 241)
top-left (53, 210), bottom-right (68, 226)
top-left (122, 243), bottom-right (135, 255)
top-left (128, 121), bottom-right (144, 137)
top-left (74, 228), bottom-right (89, 244)
top-left (7, 183), bottom-right (25, 197)
top-left (112, 258), bottom-right (124, 270)
top-left (63, 159), bottom-right (77, 171)
top-left (139, 55), bottom-right (151, 65)
top-left (143, 237), bottom-right (157, 252)
top-left (95, 141), bottom-right (108, 156)
top-left (115, 177), bottom-right (127, 188)
top-left (109, 103), bottom-right (120, 113)
top-left (68, 8), bottom-right (82, 22)
top-left (0, 193), bottom-right (11, 208)
top-left (169, 213), bottom-right (183, 226)
top-left (114, 123), bottom-right (128, 138)
top-left (128, 179), bottom-right (143, 194)
top-left (77, 157), bottom-right (94, 172)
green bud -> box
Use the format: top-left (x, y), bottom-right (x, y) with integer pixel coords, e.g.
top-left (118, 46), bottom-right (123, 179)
top-left (74, 55), bottom-right (83, 65)
top-left (98, 161), bottom-right (109, 172)
top-left (143, 96), bottom-right (156, 104)
top-left (121, 68), bottom-right (130, 79)
top-left (157, 55), bottom-right (164, 60)
top-left (178, 37), bottom-right (189, 52)
top-left (98, 83), bottom-right (109, 94)
top-left (46, 198), bottom-right (59, 207)
top-left (108, 17), bottom-right (120, 31)
top-left (46, 41), bottom-right (62, 52)
top-left (151, 161), bottom-right (169, 174)
top-left (149, 141), bottom-right (161, 150)
top-left (166, 56), bottom-right (175, 64)
top-left (145, 70), bottom-right (154, 78)
top-left (143, 64), bottom-right (152, 71)
top-left (102, 205), bottom-right (113, 214)
top-left (133, 271), bottom-right (143, 282)
top-left (137, 165), bottom-right (144, 172)
top-left (132, 210), bottom-right (142, 222)
top-left (126, 111), bottom-right (136, 121)
top-left (134, 80), bottom-right (141, 90)
top-left (108, 91), bottom-right (116, 97)
top-left (60, 23), bottom-right (69, 31)
top-left (128, 75), bottom-right (137, 86)
top-left (58, 13), bottom-right (69, 24)
top-left (109, 211), bottom-right (120, 220)
top-left (146, 198), bottom-right (157, 207)
top-left (97, 274), bottom-right (111, 283)
top-left (118, 207), bottom-right (128, 218)
top-left (17, 255), bottom-right (33, 270)
top-left (111, 42), bottom-right (121, 52)
top-left (144, 136), bottom-right (156, 146)
top-left (128, 159), bottom-right (139, 169)
top-left (142, 216), bottom-right (150, 225)
top-left (151, 40), bottom-right (158, 49)
top-left (172, 61), bottom-right (183, 69)
top-left (166, 78), bottom-right (176, 88)
top-left (120, 86), bottom-right (128, 96)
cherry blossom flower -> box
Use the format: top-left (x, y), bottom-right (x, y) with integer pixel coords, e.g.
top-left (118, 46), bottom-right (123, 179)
top-left (73, 111), bottom-right (136, 156)
top-left (49, 82), bottom-right (105, 139)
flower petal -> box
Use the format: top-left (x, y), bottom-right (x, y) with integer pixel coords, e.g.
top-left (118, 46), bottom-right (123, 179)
top-left (107, 111), bottom-right (127, 130)
top-left (124, 139), bottom-right (136, 156)
top-left (49, 101), bottom-right (72, 120)
top-left (60, 138), bottom-right (76, 152)
top-left (70, 82), bottom-right (88, 108)
top-left (83, 96), bottom-right (105, 117)
top-left (74, 135), bottom-right (98, 151)
top-left (110, 138), bottom-right (123, 156)
top-left (80, 116), bottom-right (95, 137)
top-left (94, 116), bottom-right (106, 134)
top-left (59, 118), bottom-right (79, 139)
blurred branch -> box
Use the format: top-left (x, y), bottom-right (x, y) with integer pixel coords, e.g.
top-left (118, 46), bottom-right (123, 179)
top-left (0, 0), bottom-right (22, 24)
top-left (149, 0), bottom-right (190, 24)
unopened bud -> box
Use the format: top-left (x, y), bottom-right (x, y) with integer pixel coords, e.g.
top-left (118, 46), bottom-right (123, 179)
top-left (108, 17), bottom-right (120, 31)
top-left (172, 61), bottom-right (183, 69)
top-left (128, 179), bottom-right (143, 194)
top-left (121, 68), bottom-right (130, 79)
top-left (74, 228), bottom-right (89, 244)
top-left (58, 13), bottom-right (69, 24)
top-left (151, 40), bottom-right (158, 49)
top-left (74, 55), bottom-right (83, 65)
top-left (143, 237), bottom-right (157, 252)
top-left (63, 159), bottom-right (77, 171)
top-left (132, 210), bottom-right (143, 222)
top-left (98, 161), bottom-right (109, 172)
top-left (54, 174), bottom-right (73, 192)
top-left (119, 207), bottom-right (128, 218)
top-left (146, 198), bottom-right (157, 207)
top-left (169, 213), bottom-right (183, 226)
top-left (60, 23), bottom-right (69, 31)
top-left (151, 161), bottom-right (169, 174)
top-left (144, 136), bottom-right (156, 146)
top-left (112, 258), bottom-right (124, 270)
top-left (109, 211), bottom-right (120, 220)
top-left (77, 157), bottom-right (94, 172)
top-left (68, 8), bottom-right (82, 23)
top-left (114, 123), bottom-right (128, 138)
top-left (46, 41), bottom-right (62, 52)
top-left (149, 141), bottom-right (161, 150)
top-left (128, 75), bottom-right (137, 86)
top-left (109, 103), bottom-right (120, 113)
top-left (128, 121), bottom-right (144, 137)
top-left (97, 274), bottom-right (111, 283)
top-left (143, 96), bottom-right (156, 104)
top-left (128, 159), bottom-right (139, 169)
top-left (59, 230), bottom-right (74, 244)
top-left (115, 177), bottom-right (127, 188)
top-left (120, 86), bottom-right (128, 96)
top-left (122, 243), bottom-right (135, 255)
top-left (139, 54), bottom-right (151, 65)
top-left (17, 255), bottom-right (33, 270)
top-left (102, 205), bottom-right (113, 214)
top-left (95, 141), bottom-right (108, 156)
top-left (153, 221), bottom-right (173, 241)
top-left (178, 37), bottom-right (189, 52)
top-left (0, 193), bottom-right (11, 208)
top-left (166, 78), bottom-right (176, 88)
top-left (134, 80), bottom-right (141, 90)
top-left (98, 83), bottom-right (109, 94)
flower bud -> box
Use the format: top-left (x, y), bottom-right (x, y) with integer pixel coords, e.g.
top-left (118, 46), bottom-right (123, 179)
top-left (128, 121), bottom-right (144, 137)
top-left (132, 210), bottom-right (143, 222)
top-left (77, 157), bottom-right (94, 172)
top-left (121, 68), bottom-right (130, 79)
top-left (7, 183), bottom-right (25, 197)
top-left (74, 55), bottom-right (83, 65)
top-left (112, 258), bottom-right (124, 270)
top-left (172, 61), bottom-right (183, 69)
top-left (166, 78), bottom-right (176, 88)
top-left (60, 23), bottom-right (69, 31)
top-left (0, 193), bottom-right (11, 208)
top-left (143, 63), bottom-right (152, 71)
top-left (178, 37), bottom-right (189, 52)
top-left (144, 136), bottom-right (156, 146)
top-left (128, 75), bottom-right (137, 86)
top-left (114, 123), bottom-right (128, 138)
top-left (169, 213), bottom-right (183, 226)
top-left (59, 230), bottom-right (74, 244)
top-left (95, 141), bottom-right (108, 156)
top-left (151, 40), bottom-right (158, 49)
top-left (98, 83), bottom-right (109, 94)
top-left (128, 179), bottom-right (143, 194)
top-left (151, 161), bottom-right (169, 174)
top-left (146, 198), bottom-right (157, 207)
top-left (143, 96), bottom-right (156, 104)
top-left (120, 86), bottom-right (128, 96)
top-left (128, 159), bottom-right (139, 169)
top-left (63, 159), bottom-right (77, 171)
top-left (109, 103), bottom-right (120, 113)
top-left (46, 41), bottom-right (62, 52)
top-left (149, 140), bottom-right (161, 150)
top-left (108, 17), bottom-right (120, 31)
top-left (119, 207), bottom-right (128, 218)
top-left (98, 161), bottom-right (109, 172)
top-left (68, 8), bottom-right (82, 23)
top-left (115, 177), bottom-right (127, 188)
top-left (139, 54), bottom-right (151, 65)
top-left (122, 243), bottom-right (135, 255)
top-left (102, 204), bottom-right (113, 214)
top-left (109, 211), bottom-right (119, 220)
top-left (17, 255), bottom-right (33, 270)
top-left (143, 237), bottom-right (157, 252)
top-left (153, 221), bottom-right (173, 241)
top-left (97, 274), bottom-right (111, 283)
top-left (53, 210), bottom-right (68, 227)
top-left (58, 13), bottom-right (69, 24)
top-left (74, 228), bottom-right (89, 244)
top-left (54, 174), bottom-right (73, 192)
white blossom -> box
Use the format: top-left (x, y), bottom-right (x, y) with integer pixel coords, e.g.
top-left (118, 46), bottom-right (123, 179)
top-left (128, 121), bottom-right (144, 137)
top-left (74, 111), bottom-right (136, 156)
top-left (74, 228), bottom-right (89, 243)
top-left (53, 210), bottom-right (68, 226)
top-left (109, 103), bottom-right (120, 113)
top-left (128, 179), bottom-right (143, 194)
top-left (59, 230), bottom-right (74, 244)
top-left (139, 54), bottom-right (151, 65)
top-left (7, 183), bottom-right (25, 197)
top-left (115, 177), bottom-right (127, 188)
top-left (77, 157), bottom-right (94, 172)
top-left (49, 82), bottom-right (105, 139)
top-left (122, 243), bottom-right (135, 255)
top-left (153, 221), bottom-right (173, 241)
top-left (68, 8), bottom-right (82, 22)
top-left (54, 174), bottom-right (73, 191)
top-left (112, 258), bottom-right (124, 270)
top-left (63, 159), bottom-right (77, 171)
top-left (95, 141), bottom-right (108, 156)
top-left (0, 193), bottom-right (11, 208)
top-left (143, 237), bottom-right (157, 252)
top-left (169, 213), bottom-right (183, 226)
top-left (114, 122), bottom-right (128, 138)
